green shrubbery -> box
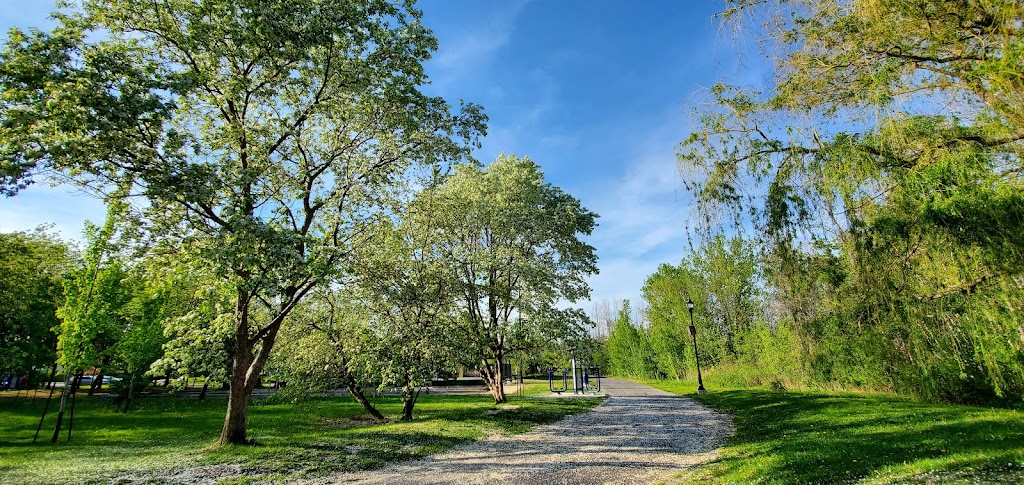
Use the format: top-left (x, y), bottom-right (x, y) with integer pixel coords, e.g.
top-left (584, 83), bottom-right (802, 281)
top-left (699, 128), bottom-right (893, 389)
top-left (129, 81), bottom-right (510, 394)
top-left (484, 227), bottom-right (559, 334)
top-left (604, 233), bottom-right (1024, 406)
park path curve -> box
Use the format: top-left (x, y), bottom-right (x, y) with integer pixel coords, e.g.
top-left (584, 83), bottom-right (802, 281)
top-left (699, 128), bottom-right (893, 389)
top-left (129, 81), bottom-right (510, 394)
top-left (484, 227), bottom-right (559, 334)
top-left (311, 379), bottom-right (733, 485)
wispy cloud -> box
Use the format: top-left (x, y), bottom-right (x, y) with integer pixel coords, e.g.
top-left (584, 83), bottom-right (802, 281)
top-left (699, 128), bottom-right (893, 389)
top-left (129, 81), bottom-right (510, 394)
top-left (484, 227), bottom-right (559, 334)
top-left (575, 122), bottom-right (694, 310)
top-left (427, 0), bottom-right (531, 88)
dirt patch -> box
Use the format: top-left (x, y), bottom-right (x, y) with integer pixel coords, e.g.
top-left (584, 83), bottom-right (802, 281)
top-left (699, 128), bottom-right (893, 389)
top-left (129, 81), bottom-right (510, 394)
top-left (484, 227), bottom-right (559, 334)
top-left (113, 463), bottom-right (243, 484)
top-left (484, 404), bottom-right (521, 415)
top-left (320, 415), bottom-right (387, 428)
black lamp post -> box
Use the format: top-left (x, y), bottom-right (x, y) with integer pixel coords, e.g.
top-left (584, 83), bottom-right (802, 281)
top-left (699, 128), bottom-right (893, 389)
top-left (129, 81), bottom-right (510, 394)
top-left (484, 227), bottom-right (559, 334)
top-left (686, 298), bottom-right (706, 394)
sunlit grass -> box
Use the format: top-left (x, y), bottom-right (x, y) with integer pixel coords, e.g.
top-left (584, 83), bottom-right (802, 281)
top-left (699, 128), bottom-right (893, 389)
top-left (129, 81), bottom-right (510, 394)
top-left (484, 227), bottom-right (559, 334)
top-left (641, 379), bottom-right (1024, 484)
top-left (0, 390), bottom-right (601, 483)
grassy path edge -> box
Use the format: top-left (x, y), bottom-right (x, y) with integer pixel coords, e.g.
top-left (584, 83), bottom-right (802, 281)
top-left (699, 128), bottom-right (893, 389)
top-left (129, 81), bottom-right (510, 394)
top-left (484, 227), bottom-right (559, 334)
top-left (638, 379), bottom-right (1024, 484)
top-left (0, 382), bottom-right (602, 484)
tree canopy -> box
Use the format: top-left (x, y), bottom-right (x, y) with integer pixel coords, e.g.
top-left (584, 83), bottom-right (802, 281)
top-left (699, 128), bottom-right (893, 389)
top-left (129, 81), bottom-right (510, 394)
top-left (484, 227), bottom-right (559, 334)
top-left (0, 0), bottom-right (484, 443)
top-left (0, 228), bottom-right (69, 378)
top-left (416, 154), bottom-right (598, 403)
top-left (675, 0), bottom-right (1024, 402)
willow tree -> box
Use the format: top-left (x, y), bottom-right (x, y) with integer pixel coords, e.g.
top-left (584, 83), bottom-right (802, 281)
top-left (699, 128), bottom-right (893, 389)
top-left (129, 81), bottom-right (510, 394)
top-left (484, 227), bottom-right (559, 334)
top-left (680, 0), bottom-right (1024, 399)
top-left (0, 0), bottom-right (484, 443)
top-left (417, 155), bottom-right (598, 403)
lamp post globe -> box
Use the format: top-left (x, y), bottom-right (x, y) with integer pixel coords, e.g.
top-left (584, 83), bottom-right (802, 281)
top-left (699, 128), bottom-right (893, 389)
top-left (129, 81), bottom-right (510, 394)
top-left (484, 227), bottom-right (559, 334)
top-left (686, 298), bottom-right (706, 394)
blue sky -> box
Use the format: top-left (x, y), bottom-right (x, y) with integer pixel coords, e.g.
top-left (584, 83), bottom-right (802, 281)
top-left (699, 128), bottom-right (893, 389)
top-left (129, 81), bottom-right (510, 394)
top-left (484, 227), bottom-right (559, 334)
top-left (0, 1), bottom-right (767, 311)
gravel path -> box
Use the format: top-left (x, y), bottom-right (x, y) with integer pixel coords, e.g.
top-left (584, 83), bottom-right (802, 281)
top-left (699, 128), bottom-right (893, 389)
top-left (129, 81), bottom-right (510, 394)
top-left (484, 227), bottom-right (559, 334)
top-left (311, 379), bottom-right (733, 485)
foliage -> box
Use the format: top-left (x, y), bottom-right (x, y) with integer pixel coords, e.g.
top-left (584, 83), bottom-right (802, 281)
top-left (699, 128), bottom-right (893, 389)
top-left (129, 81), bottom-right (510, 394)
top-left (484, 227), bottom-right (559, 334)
top-left (346, 183), bottom-right (462, 419)
top-left (676, 0), bottom-right (1024, 403)
top-left (0, 392), bottom-right (601, 483)
top-left (643, 265), bottom-right (692, 379)
top-left (142, 251), bottom-right (232, 390)
top-left (273, 187), bottom-right (463, 420)
top-left (271, 291), bottom-right (391, 421)
top-left (638, 235), bottom-right (792, 387)
top-left (55, 214), bottom-right (133, 375)
top-left (416, 154), bottom-right (598, 403)
top-left (0, 0), bottom-right (484, 443)
top-left (642, 382), bottom-right (1024, 484)
top-left (605, 300), bottom-right (658, 379)
top-left (0, 227), bottom-right (69, 377)
top-left (52, 207), bottom-right (173, 390)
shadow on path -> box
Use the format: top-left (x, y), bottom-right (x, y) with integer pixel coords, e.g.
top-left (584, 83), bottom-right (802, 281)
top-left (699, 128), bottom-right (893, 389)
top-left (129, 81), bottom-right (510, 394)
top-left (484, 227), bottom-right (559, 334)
top-left (308, 379), bottom-right (733, 485)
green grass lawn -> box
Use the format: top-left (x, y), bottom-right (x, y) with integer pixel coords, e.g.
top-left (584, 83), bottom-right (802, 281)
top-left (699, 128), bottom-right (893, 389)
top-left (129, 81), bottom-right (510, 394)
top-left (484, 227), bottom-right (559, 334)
top-left (0, 387), bottom-right (601, 484)
top-left (644, 379), bottom-right (1024, 484)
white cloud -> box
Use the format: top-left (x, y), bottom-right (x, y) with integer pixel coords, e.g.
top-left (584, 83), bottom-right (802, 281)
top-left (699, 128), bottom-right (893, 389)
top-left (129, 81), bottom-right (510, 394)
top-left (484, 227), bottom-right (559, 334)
top-left (427, 0), bottom-right (531, 88)
top-left (577, 122), bottom-right (694, 310)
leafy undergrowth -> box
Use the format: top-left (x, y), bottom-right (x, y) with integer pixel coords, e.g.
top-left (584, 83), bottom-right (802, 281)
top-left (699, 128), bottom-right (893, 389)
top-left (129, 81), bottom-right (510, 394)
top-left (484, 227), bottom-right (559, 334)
top-left (642, 379), bottom-right (1024, 484)
top-left (0, 390), bottom-right (602, 483)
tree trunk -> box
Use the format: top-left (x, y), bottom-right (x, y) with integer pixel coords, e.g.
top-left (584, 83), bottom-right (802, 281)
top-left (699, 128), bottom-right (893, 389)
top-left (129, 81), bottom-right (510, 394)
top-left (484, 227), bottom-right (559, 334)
top-left (51, 373), bottom-right (79, 443)
top-left (221, 369), bottom-right (251, 444)
top-left (33, 364), bottom-right (58, 442)
top-left (220, 288), bottom-right (288, 444)
top-left (88, 371), bottom-right (103, 395)
top-left (221, 291), bottom-right (255, 445)
top-left (25, 368), bottom-right (35, 400)
top-left (67, 378), bottom-right (78, 442)
top-left (400, 369), bottom-right (420, 421)
top-left (199, 381), bottom-right (209, 400)
top-left (219, 281), bottom-right (302, 445)
top-left (338, 361), bottom-right (387, 422)
top-left (480, 357), bottom-right (506, 403)
top-left (123, 372), bottom-right (136, 413)
top-left (400, 381), bottom-right (419, 421)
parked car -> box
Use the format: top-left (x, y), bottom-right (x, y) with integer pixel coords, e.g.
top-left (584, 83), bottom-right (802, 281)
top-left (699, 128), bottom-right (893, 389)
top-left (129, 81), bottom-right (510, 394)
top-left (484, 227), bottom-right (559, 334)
top-left (77, 375), bottom-right (121, 386)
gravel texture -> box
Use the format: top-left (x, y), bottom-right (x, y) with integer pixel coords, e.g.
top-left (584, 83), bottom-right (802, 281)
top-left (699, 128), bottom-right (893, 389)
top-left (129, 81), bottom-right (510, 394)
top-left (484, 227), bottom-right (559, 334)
top-left (310, 379), bottom-right (733, 485)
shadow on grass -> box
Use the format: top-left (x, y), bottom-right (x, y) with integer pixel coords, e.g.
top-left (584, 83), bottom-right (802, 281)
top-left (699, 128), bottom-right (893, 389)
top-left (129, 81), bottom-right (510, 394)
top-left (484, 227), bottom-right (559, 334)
top-left (0, 392), bottom-right (602, 482)
top-left (692, 390), bottom-right (1024, 483)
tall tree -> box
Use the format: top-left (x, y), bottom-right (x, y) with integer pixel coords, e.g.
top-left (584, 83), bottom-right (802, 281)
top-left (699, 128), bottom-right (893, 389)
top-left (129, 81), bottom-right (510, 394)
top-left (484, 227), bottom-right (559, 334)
top-left (679, 0), bottom-right (1024, 401)
top-left (418, 155), bottom-right (598, 403)
top-left (644, 236), bottom-right (768, 378)
top-left (0, 228), bottom-right (69, 380)
top-left (0, 0), bottom-right (484, 443)
top-left (605, 300), bottom-right (658, 379)
top-left (643, 264), bottom-right (697, 380)
top-left (56, 214), bottom-right (131, 380)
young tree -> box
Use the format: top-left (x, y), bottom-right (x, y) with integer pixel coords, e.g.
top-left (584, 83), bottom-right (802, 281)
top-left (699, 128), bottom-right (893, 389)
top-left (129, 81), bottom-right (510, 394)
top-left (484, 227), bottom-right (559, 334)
top-left (56, 215), bottom-right (132, 381)
top-left (348, 209), bottom-right (459, 420)
top-left (276, 174), bottom-right (459, 422)
top-left (643, 264), bottom-right (696, 380)
top-left (418, 155), bottom-right (598, 403)
top-left (52, 213), bottom-right (133, 439)
top-left (0, 0), bottom-right (483, 443)
top-left (274, 291), bottom-right (389, 421)
top-left (605, 300), bottom-right (658, 379)
top-left (644, 236), bottom-right (769, 379)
